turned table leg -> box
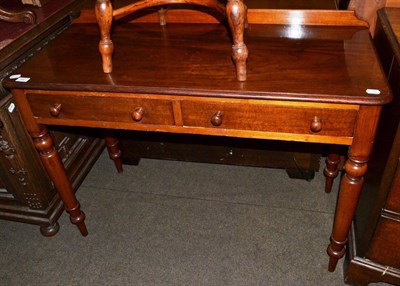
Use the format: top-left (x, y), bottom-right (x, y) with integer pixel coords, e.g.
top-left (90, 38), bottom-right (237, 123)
top-left (327, 106), bottom-right (382, 272)
top-left (226, 0), bottom-right (248, 81)
top-left (105, 136), bottom-right (123, 173)
top-left (12, 90), bottom-right (88, 236)
top-left (34, 128), bottom-right (88, 236)
top-left (324, 146), bottom-right (341, 193)
top-left (327, 154), bottom-right (366, 271)
top-left (95, 0), bottom-right (114, 73)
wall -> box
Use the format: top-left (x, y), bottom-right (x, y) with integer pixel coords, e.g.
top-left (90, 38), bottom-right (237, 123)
top-left (349, 0), bottom-right (386, 33)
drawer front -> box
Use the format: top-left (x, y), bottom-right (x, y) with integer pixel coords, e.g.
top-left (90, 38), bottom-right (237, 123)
top-left (26, 92), bottom-right (175, 126)
top-left (181, 100), bottom-right (357, 137)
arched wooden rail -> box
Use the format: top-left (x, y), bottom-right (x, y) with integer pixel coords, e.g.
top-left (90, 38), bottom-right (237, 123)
top-left (95, 0), bottom-right (248, 81)
top-left (113, 0), bottom-right (226, 19)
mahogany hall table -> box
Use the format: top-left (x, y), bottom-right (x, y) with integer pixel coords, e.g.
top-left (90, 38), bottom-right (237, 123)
top-left (3, 20), bottom-right (391, 272)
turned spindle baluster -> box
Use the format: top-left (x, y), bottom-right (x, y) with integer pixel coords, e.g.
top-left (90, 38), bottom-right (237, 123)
top-left (226, 0), bottom-right (248, 81)
top-left (95, 0), bottom-right (114, 73)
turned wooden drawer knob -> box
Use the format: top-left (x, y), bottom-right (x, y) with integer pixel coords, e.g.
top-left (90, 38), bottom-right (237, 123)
top-left (132, 107), bottom-right (145, 122)
top-left (310, 116), bottom-right (322, 132)
top-left (49, 103), bottom-right (62, 117)
top-left (211, 111), bottom-right (223, 126)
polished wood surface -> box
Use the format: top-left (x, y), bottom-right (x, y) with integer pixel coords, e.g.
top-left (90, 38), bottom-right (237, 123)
top-left (5, 23), bottom-right (389, 104)
top-left (247, 9), bottom-right (366, 26)
top-left (4, 17), bottom-right (391, 272)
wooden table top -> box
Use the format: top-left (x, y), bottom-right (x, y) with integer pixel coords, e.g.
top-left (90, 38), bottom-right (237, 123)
top-left (4, 22), bottom-right (391, 105)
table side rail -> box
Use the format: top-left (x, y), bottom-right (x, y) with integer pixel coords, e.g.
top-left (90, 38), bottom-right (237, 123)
top-left (23, 89), bottom-right (357, 145)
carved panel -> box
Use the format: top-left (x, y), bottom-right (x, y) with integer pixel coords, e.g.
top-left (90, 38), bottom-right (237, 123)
top-left (0, 98), bottom-right (51, 208)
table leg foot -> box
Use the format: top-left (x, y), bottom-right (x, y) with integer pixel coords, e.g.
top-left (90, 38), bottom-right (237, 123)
top-left (105, 136), bottom-right (123, 172)
top-left (327, 155), bottom-right (368, 271)
top-left (324, 149), bottom-right (341, 193)
top-left (226, 0), bottom-right (248, 81)
top-left (67, 205), bottom-right (88, 236)
top-left (327, 235), bottom-right (347, 272)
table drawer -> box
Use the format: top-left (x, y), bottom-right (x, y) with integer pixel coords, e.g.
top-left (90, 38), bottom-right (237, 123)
top-left (181, 100), bottom-right (358, 137)
top-left (26, 92), bottom-right (175, 126)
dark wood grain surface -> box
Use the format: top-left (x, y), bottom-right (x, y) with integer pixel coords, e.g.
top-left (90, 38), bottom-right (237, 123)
top-left (382, 8), bottom-right (400, 63)
top-left (4, 22), bottom-right (390, 105)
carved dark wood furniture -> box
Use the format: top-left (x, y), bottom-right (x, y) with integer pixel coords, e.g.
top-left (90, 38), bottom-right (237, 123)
top-left (4, 9), bottom-right (391, 272)
top-left (344, 7), bottom-right (400, 286)
top-left (0, 0), bottom-right (104, 236)
top-left (95, 0), bottom-right (248, 81)
top-left (0, 5), bottom-right (36, 24)
top-left (21, 0), bottom-right (49, 7)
